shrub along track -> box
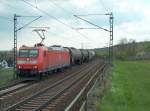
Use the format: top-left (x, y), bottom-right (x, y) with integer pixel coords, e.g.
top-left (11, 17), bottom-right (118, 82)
top-left (0, 58), bottom-right (101, 111)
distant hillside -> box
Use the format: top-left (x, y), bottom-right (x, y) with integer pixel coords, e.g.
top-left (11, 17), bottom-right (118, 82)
top-left (95, 41), bottom-right (150, 60)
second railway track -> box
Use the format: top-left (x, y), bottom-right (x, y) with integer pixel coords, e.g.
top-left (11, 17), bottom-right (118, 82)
top-left (0, 79), bottom-right (36, 97)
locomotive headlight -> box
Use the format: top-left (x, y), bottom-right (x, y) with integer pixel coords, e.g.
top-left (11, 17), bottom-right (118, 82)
top-left (18, 66), bottom-right (22, 69)
top-left (33, 65), bottom-right (38, 69)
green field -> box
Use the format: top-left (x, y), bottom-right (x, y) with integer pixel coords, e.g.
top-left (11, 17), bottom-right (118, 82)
top-left (0, 68), bottom-right (14, 87)
top-left (100, 60), bottom-right (150, 111)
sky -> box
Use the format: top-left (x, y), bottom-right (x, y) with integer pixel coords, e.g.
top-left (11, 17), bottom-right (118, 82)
top-left (0, 0), bottom-right (150, 50)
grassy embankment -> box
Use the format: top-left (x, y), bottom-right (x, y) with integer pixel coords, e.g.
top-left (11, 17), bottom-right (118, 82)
top-left (98, 60), bottom-right (150, 111)
top-left (0, 67), bottom-right (13, 87)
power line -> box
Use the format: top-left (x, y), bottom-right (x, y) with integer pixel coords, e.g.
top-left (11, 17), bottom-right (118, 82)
top-left (47, 0), bottom-right (98, 43)
top-left (75, 13), bottom-right (111, 16)
top-left (16, 16), bottom-right (42, 31)
top-left (74, 15), bottom-right (110, 32)
top-left (22, 0), bottom-right (73, 29)
top-left (21, 0), bottom-right (94, 44)
top-left (48, 0), bottom-right (72, 15)
top-left (0, 0), bottom-right (30, 15)
top-left (0, 0), bottom-right (104, 48)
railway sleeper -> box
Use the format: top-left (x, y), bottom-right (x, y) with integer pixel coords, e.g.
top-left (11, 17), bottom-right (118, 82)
top-left (26, 102), bottom-right (42, 105)
top-left (42, 109), bottom-right (52, 111)
top-left (36, 96), bottom-right (51, 99)
top-left (21, 104), bottom-right (40, 107)
top-left (34, 98), bottom-right (50, 102)
top-left (28, 100), bottom-right (47, 104)
top-left (20, 105), bottom-right (38, 108)
top-left (15, 109), bottom-right (30, 111)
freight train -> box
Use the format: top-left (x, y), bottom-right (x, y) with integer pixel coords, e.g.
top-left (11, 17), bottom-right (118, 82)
top-left (16, 43), bottom-right (95, 78)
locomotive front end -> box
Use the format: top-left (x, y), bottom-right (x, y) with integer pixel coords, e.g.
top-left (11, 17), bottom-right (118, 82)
top-left (17, 48), bottom-right (39, 76)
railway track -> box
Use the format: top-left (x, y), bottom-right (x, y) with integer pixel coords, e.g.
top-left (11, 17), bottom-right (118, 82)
top-left (0, 59), bottom-right (97, 110)
top-left (3, 60), bottom-right (100, 111)
top-left (43, 62), bottom-right (105, 111)
top-left (0, 64), bottom-right (88, 110)
top-left (0, 79), bottom-right (36, 97)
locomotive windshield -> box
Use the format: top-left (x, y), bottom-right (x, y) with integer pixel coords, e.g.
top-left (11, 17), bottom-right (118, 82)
top-left (19, 49), bottom-right (38, 57)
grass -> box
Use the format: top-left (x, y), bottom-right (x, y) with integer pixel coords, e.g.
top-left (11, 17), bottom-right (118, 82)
top-left (0, 67), bottom-right (14, 87)
top-left (99, 60), bottom-right (150, 111)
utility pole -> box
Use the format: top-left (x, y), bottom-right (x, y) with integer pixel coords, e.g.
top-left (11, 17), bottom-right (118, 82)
top-left (109, 13), bottom-right (113, 65)
top-left (13, 14), bottom-right (42, 78)
top-left (13, 14), bottom-right (18, 78)
top-left (74, 13), bottom-right (114, 65)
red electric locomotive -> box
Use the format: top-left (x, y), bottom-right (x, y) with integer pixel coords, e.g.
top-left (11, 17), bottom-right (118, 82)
top-left (16, 44), bottom-right (70, 77)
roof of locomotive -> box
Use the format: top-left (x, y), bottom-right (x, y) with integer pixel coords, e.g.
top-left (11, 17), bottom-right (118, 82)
top-left (48, 45), bottom-right (69, 51)
top-left (19, 44), bottom-right (48, 50)
top-left (19, 44), bottom-right (69, 51)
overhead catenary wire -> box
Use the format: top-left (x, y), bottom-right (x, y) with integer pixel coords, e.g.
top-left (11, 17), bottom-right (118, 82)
top-left (21, 0), bottom-right (95, 45)
top-left (47, 0), bottom-right (99, 43)
top-left (0, 0), bottom-right (97, 47)
top-left (75, 13), bottom-right (111, 16)
top-left (48, 0), bottom-right (73, 15)
top-left (0, 0), bottom-right (34, 16)
top-left (20, 0), bottom-right (83, 45)
top-left (16, 16), bottom-right (42, 31)
top-left (0, 0), bottom-right (109, 49)
top-left (74, 15), bottom-right (110, 32)
top-left (21, 0), bottom-right (73, 29)
top-left (17, 0), bottom-right (86, 46)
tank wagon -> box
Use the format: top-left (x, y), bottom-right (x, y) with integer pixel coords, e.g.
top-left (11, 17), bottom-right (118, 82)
top-left (80, 49), bottom-right (89, 62)
top-left (88, 50), bottom-right (95, 60)
top-left (65, 47), bottom-right (82, 64)
top-left (16, 44), bottom-right (95, 78)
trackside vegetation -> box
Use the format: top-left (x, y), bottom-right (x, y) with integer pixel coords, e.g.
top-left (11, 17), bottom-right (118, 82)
top-left (99, 61), bottom-right (150, 111)
top-left (0, 67), bottom-right (13, 87)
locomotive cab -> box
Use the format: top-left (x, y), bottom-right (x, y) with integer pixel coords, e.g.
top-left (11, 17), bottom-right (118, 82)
top-left (17, 46), bottom-right (41, 76)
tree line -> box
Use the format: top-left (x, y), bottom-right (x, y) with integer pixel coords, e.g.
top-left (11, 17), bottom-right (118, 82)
top-left (95, 38), bottom-right (150, 61)
top-left (114, 38), bottom-right (150, 60)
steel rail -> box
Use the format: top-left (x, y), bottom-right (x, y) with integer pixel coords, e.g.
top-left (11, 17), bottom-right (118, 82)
top-left (0, 79), bottom-right (36, 97)
top-left (65, 64), bottom-right (106, 111)
top-left (34, 62), bottom-right (100, 111)
top-left (4, 61), bottom-right (96, 111)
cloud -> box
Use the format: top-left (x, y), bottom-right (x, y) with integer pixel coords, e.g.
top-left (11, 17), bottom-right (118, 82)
top-left (0, 3), bottom-right (5, 12)
top-left (0, 0), bottom-right (150, 50)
